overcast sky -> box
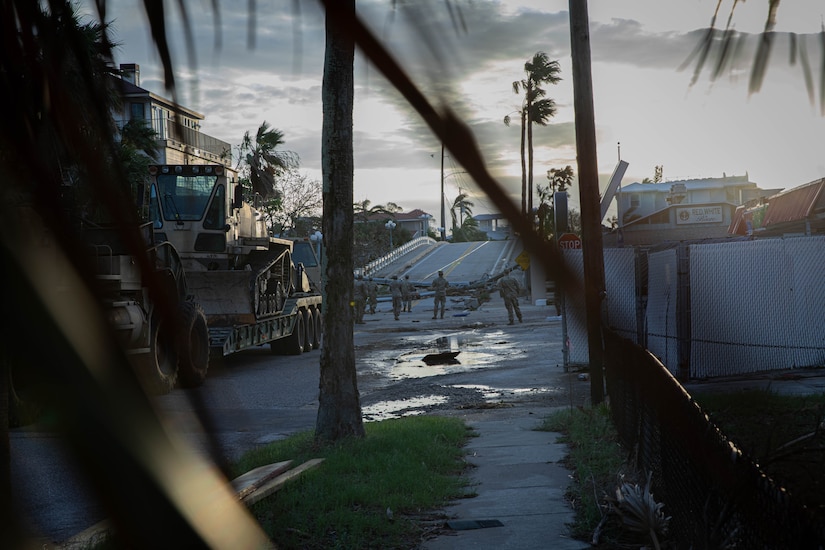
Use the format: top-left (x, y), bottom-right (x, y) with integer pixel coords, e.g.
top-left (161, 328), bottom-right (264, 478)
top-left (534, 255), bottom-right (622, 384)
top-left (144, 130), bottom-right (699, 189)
top-left (81, 0), bottom-right (825, 223)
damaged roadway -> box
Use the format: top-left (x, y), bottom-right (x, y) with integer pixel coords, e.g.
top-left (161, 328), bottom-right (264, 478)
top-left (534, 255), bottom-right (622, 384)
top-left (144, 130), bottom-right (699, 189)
top-left (355, 295), bottom-right (594, 550)
top-left (354, 295), bottom-right (591, 421)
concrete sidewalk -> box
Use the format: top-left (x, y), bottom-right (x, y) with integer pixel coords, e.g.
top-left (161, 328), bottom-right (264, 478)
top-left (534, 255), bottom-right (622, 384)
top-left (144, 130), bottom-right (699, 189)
top-left (422, 405), bottom-right (589, 550)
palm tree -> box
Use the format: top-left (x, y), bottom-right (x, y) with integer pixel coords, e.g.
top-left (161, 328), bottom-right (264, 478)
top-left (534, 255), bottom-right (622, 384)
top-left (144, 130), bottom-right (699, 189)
top-left (118, 119), bottom-right (159, 218)
top-left (536, 165), bottom-right (574, 237)
top-left (353, 199), bottom-right (400, 222)
top-left (502, 108), bottom-right (527, 215)
top-left (449, 193), bottom-right (474, 232)
top-left (510, 52), bottom-right (561, 217)
top-left (316, 0), bottom-right (366, 442)
top-left (238, 121), bottom-right (299, 199)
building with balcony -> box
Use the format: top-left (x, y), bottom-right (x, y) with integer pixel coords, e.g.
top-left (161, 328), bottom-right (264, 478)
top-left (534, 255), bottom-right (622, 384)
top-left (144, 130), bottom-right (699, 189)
top-left (358, 209), bottom-right (435, 239)
top-left (114, 63), bottom-right (231, 166)
top-left (605, 174), bottom-right (782, 247)
top-left (473, 213), bottom-right (512, 240)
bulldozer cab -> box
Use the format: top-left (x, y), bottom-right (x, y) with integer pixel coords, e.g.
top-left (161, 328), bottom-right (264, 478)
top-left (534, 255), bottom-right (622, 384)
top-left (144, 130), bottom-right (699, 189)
top-left (149, 165), bottom-right (226, 226)
top-left (147, 164), bottom-right (269, 265)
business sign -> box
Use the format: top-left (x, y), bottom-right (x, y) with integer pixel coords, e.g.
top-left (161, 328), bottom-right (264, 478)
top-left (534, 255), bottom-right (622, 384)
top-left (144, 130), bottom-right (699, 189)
top-left (676, 206), bottom-right (724, 225)
top-left (557, 233), bottom-right (582, 249)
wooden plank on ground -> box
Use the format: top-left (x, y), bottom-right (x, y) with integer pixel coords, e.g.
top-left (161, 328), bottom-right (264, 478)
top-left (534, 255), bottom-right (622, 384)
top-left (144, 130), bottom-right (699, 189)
top-left (231, 460), bottom-right (294, 500)
top-left (240, 458), bottom-right (325, 506)
top-left (59, 459), bottom-right (319, 548)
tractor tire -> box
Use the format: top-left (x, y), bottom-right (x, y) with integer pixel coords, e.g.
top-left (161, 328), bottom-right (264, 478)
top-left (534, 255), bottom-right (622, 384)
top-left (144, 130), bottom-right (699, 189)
top-left (176, 302), bottom-right (210, 388)
top-left (134, 311), bottom-right (178, 395)
top-left (303, 308), bottom-right (315, 351)
top-left (311, 307), bottom-right (322, 350)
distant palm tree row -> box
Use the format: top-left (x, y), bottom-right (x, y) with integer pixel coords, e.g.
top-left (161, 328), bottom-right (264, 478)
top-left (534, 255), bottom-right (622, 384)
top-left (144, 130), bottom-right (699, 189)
top-left (504, 51), bottom-right (561, 218)
top-left (352, 199), bottom-right (402, 222)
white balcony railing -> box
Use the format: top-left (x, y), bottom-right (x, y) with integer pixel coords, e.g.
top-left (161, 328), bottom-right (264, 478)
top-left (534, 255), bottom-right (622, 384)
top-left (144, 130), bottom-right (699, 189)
top-left (354, 236), bottom-right (437, 278)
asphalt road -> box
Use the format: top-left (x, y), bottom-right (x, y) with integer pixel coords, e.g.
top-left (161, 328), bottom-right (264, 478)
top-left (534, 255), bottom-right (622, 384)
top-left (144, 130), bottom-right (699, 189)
top-left (10, 295), bottom-right (583, 546)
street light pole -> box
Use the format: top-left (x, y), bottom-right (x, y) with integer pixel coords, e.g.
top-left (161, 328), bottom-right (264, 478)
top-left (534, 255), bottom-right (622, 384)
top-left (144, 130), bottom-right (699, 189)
top-left (385, 220), bottom-right (396, 248)
top-left (310, 230), bottom-right (323, 261)
top-left (440, 143), bottom-right (446, 241)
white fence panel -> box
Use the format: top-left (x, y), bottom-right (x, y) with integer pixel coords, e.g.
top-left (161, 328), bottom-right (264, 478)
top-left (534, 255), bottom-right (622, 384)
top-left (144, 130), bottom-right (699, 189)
top-left (563, 235), bottom-right (825, 376)
top-left (646, 249), bottom-right (679, 374)
top-left (787, 237), bottom-right (825, 368)
top-left (604, 248), bottom-right (639, 342)
top-left (690, 236), bottom-right (825, 377)
top-left (562, 250), bottom-right (588, 365)
top-left (561, 248), bottom-right (639, 366)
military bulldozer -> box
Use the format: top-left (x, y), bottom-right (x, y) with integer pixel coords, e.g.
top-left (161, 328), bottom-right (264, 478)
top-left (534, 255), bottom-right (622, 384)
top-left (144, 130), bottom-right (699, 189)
top-left (145, 164), bottom-right (322, 371)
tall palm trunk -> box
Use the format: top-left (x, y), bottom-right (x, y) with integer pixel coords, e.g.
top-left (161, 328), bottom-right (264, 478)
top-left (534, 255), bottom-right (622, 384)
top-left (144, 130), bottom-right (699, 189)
top-left (316, 0), bottom-right (365, 442)
top-left (526, 82), bottom-right (536, 218)
top-left (520, 109), bottom-right (527, 216)
top-left (527, 96), bottom-right (535, 217)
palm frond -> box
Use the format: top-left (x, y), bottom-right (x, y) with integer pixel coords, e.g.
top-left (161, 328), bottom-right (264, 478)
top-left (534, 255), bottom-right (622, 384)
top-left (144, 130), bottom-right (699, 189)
top-left (684, 2), bottom-right (825, 115)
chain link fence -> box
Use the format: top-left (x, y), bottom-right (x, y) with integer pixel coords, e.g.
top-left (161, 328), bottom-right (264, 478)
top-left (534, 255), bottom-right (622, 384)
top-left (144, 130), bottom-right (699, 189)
top-left (604, 328), bottom-right (825, 548)
top-left (563, 235), bottom-right (825, 377)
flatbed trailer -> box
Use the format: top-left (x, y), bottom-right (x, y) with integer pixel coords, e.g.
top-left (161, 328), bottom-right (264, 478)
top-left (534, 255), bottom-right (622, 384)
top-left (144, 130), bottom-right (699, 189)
top-left (208, 294), bottom-right (323, 357)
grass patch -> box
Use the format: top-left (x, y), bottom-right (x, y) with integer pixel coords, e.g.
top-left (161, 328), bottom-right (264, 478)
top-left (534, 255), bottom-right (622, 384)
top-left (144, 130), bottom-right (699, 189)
top-left (692, 389), bottom-right (825, 519)
top-left (232, 416), bottom-right (473, 549)
top-left (538, 403), bottom-right (629, 542)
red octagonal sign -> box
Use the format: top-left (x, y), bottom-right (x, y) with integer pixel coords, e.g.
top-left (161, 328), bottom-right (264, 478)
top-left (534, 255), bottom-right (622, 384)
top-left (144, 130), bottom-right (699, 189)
top-left (558, 233), bottom-right (582, 249)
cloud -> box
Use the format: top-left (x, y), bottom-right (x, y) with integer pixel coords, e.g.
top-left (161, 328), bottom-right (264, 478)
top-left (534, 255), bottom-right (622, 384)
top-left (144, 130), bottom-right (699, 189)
top-left (85, 0), bottom-right (825, 218)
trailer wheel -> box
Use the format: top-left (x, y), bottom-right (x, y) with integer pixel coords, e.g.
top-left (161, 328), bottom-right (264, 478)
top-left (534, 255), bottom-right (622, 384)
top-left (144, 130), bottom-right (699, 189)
top-left (282, 311), bottom-right (306, 355)
top-left (134, 312), bottom-right (178, 395)
top-left (176, 302), bottom-right (209, 388)
top-left (303, 308), bottom-right (315, 351)
top-left (311, 307), bottom-right (322, 350)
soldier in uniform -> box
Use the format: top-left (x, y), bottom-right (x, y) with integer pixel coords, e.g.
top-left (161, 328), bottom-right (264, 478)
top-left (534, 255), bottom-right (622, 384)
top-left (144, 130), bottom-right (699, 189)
top-left (498, 268), bottom-right (523, 325)
top-left (401, 274), bottom-right (414, 312)
top-left (354, 275), bottom-right (368, 324)
top-left (367, 277), bottom-right (378, 314)
top-left (431, 270), bottom-right (449, 319)
top-left (389, 276), bottom-right (403, 320)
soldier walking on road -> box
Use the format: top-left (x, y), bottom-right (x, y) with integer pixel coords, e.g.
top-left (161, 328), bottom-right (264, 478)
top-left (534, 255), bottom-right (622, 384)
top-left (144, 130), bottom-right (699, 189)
top-left (401, 275), bottom-right (414, 312)
top-left (354, 275), bottom-right (368, 324)
top-left (389, 276), bottom-right (403, 320)
top-left (499, 268), bottom-right (523, 325)
top-left (431, 270), bottom-right (449, 319)
top-left (367, 277), bottom-right (378, 314)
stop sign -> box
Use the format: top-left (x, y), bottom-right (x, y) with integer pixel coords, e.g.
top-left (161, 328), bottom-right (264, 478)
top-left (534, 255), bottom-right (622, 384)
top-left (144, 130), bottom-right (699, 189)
top-left (557, 233), bottom-right (582, 249)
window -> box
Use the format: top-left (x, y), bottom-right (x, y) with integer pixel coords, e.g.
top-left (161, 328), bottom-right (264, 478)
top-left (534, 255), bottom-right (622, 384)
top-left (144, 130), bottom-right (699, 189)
top-left (203, 185), bottom-right (226, 229)
top-left (148, 184), bottom-right (162, 228)
top-left (130, 102), bottom-right (145, 120)
top-left (630, 194), bottom-right (640, 208)
top-left (152, 106), bottom-right (167, 138)
top-left (156, 173), bottom-right (219, 221)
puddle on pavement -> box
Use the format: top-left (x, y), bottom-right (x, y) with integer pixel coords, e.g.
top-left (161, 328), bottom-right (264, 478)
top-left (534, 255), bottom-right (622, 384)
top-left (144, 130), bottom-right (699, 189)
top-left (362, 395), bottom-right (448, 422)
top-left (451, 384), bottom-right (563, 400)
top-left (361, 383), bottom-right (565, 422)
top-left (359, 331), bottom-right (517, 381)
top-left (358, 330), bottom-right (556, 421)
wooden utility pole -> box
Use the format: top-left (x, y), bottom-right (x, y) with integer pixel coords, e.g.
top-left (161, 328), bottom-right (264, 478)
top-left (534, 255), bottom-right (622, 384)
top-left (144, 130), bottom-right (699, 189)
top-left (568, 0), bottom-right (605, 404)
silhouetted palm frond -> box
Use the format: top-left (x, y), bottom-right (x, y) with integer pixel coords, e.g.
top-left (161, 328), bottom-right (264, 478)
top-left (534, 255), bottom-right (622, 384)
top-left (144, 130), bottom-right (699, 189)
top-left (685, 1), bottom-right (825, 115)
